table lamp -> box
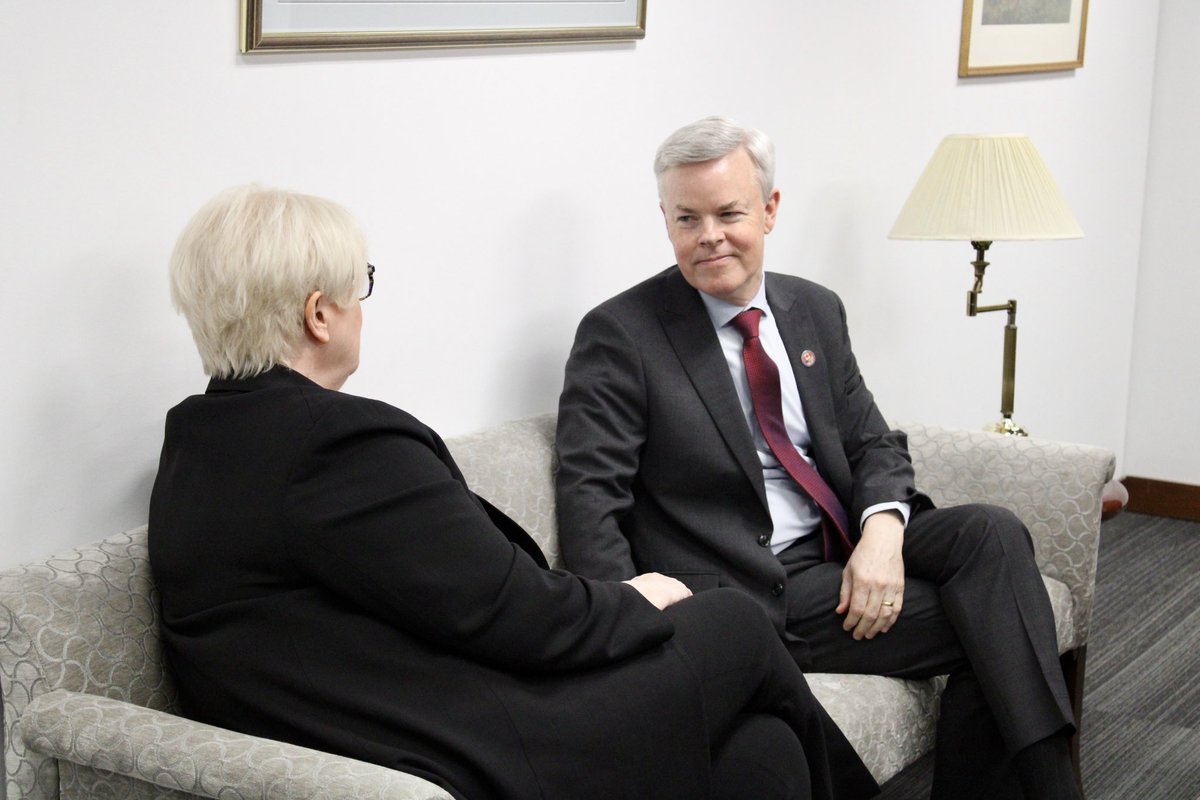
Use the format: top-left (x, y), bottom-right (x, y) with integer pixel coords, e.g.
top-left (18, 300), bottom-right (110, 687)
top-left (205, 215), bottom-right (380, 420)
top-left (889, 134), bottom-right (1082, 436)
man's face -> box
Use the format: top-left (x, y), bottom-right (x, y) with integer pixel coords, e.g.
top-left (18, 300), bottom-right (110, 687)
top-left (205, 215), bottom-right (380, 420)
top-left (659, 147), bottom-right (779, 307)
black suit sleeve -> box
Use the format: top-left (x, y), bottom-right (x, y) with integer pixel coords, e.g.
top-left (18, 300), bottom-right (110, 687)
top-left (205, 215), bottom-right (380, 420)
top-left (284, 397), bottom-right (673, 673)
top-left (554, 306), bottom-right (646, 582)
top-left (820, 292), bottom-right (931, 526)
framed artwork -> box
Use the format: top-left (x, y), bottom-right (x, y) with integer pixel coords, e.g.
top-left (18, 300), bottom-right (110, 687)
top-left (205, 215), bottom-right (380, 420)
top-left (241, 0), bottom-right (647, 53)
top-left (958, 0), bottom-right (1089, 77)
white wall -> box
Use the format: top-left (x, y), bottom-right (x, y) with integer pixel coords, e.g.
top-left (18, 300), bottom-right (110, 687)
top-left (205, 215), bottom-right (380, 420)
top-left (1124, 0), bottom-right (1200, 485)
top-left (0, 2), bottom-right (1166, 566)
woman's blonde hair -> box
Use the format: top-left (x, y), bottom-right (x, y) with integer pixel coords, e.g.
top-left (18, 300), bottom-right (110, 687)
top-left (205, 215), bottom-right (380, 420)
top-left (169, 185), bottom-right (368, 378)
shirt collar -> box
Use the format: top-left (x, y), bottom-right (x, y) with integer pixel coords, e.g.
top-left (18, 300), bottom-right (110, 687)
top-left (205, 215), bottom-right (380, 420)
top-left (698, 274), bottom-right (771, 330)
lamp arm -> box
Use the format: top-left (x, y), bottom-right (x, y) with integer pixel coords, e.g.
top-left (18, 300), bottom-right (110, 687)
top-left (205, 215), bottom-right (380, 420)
top-left (964, 239), bottom-right (1023, 434)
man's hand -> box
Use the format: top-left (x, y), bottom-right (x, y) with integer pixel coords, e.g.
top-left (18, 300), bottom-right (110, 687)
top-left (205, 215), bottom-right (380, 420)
top-left (624, 573), bottom-right (693, 610)
top-left (836, 511), bottom-right (905, 640)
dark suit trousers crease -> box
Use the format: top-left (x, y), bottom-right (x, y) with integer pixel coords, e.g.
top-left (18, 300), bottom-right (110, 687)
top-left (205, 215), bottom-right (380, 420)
top-left (777, 504), bottom-right (1075, 798)
top-left (665, 589), bottom-right (880, 800)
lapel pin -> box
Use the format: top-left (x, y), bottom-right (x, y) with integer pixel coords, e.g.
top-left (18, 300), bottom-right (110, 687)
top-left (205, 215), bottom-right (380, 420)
top-left (800, 350), bottom-right (816, 367)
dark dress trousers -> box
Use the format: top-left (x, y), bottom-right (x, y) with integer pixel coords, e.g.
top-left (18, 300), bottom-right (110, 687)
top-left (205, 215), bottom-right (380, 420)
top-left (555, 267), bottom-right (1076, 789)
top-left (149, 366), bottom-right (876, 800)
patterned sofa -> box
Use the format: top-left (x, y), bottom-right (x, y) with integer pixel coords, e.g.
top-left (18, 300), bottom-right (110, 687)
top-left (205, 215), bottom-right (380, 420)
top-left (0, 413), bottom-right (1114, 799)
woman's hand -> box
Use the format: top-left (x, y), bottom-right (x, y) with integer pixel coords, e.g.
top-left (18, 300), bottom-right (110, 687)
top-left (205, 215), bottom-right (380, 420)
top-left (624, 573), bottom-right (693, 610)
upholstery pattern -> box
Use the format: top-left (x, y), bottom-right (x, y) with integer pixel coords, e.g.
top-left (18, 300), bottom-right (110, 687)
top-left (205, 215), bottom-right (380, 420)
top-left (900, 422), bottom-right (1114, 648)
top-left (19, 690), bottom-right (451, 800)
top-left (1043, 576), bottom-right (1074, 655)
top-left (808, 673), bottom-right (942, 783)
top-left (447, 412), bottom-right (563, 568)
top-left (0, 528), bottom-right (176, 800)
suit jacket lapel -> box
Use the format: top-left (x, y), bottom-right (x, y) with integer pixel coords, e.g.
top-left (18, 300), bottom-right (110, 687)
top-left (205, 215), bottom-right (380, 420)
top-left (656, 269), bottom-right (768, 506)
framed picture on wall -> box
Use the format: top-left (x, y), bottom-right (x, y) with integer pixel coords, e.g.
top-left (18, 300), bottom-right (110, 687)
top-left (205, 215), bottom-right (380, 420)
top-left (241, 0), bottom-right (647, 53)
top-left (958, 0), bottom-right (1089, 77)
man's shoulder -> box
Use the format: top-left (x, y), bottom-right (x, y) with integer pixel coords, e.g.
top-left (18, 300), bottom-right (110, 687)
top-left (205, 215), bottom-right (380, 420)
top-left (572, 266), bottom-right (690, 338)
top-left (590, 265), bottom-right (681, 314)
top-left (763, 271), bottom-right (845, 319)
top-left (764, 271), bottom-right (839, 300)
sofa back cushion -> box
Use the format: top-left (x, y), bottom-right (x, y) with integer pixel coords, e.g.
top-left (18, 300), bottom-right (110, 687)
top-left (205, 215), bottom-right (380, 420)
top-left (446, 412), bottom-right (562, 568)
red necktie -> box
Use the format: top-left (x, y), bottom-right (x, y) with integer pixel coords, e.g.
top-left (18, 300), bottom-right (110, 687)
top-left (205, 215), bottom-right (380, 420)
top-left (731, 308), bottom-right (854, 561)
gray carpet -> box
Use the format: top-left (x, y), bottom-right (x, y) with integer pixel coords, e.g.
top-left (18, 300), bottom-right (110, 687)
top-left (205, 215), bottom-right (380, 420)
top-left (878, 512), bottom-right (1200, 799)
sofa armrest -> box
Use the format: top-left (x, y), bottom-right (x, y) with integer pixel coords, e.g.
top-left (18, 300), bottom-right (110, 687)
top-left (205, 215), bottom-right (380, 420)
top-left (17, 689), bottom-right (453, 800)
top-left (902, 422), bottom-right (1113, 647)
top-left (898, 422), bottom-right (1115, 649)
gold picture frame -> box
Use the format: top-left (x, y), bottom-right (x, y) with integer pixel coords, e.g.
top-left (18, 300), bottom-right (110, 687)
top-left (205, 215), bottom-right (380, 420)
top-left (959, 0), bottom-right (1089, 77)
top-left (241, 0), bottom-right (647, 54)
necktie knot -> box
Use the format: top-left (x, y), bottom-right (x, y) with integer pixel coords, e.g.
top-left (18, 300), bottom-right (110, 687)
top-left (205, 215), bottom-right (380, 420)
top-left (731, 308), bottom-right (764, 341)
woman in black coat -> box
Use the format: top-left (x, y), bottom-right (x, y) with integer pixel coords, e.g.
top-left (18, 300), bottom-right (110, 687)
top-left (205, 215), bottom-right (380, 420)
top-left (150, 185), bottom-right (879, 800)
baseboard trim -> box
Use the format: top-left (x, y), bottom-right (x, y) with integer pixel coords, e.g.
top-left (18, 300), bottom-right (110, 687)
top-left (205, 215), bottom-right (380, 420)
top-left (1121, 476), bottom-right (1200, 522)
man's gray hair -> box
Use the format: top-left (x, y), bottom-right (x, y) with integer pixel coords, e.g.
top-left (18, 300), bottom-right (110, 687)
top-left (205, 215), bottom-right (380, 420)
top-left (654, 116), bottom-right (776, 202)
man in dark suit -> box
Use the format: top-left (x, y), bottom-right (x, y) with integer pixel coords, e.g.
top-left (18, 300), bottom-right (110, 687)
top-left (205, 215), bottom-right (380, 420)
top-left (555, 116), bottom-right (1083, 799)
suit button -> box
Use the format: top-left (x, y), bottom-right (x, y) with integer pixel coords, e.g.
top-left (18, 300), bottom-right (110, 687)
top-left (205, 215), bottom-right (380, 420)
top-left (770, 582), bottom-right (785, 597)
top-left (758, 534), bottom-right (770, 547)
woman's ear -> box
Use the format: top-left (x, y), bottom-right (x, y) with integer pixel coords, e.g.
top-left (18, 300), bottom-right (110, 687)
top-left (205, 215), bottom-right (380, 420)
top-left (303, 291), bottom-right (332, 344)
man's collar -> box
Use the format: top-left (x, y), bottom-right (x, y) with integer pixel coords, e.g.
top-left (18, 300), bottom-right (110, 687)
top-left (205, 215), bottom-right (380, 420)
top-left (698, 275), bottom-right (771, 329)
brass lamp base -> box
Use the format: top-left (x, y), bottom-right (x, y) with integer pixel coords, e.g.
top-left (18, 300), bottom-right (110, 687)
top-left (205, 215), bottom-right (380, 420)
top-left (988, 417), bottom-right (1028, 437)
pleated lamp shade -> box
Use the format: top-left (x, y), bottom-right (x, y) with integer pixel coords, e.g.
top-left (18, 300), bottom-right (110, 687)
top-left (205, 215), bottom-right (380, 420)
top-left (889, 134), bottom-right (1082, 241)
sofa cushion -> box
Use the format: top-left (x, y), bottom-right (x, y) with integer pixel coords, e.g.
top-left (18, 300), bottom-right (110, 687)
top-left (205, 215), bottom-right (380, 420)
top-left (808, 672), bottom-right (941, 784)
top-left (1044, 575), bottom-right (1075, 655)
top-left (448, 412), bottom-right (562, 567)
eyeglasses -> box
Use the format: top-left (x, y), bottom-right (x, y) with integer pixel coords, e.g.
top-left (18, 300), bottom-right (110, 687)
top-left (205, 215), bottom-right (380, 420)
top-left (360, 263), bottom-right (375, 301)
